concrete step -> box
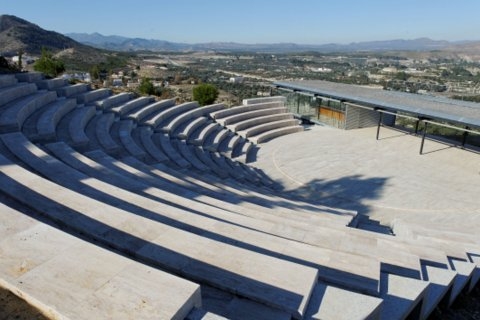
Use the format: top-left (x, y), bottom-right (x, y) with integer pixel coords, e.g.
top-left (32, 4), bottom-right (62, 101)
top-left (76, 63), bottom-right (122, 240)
top-left (0, 90), bottom-right (57, 133)
top-left (145, 101), bottom-right (198, 130)
top-left (228, 113), bottom-right (296, 133)
top-left (109, 96), bottom-right (155, 116)
top-left (249, 125), bottom-right (304, 144)
top-left (95, 113), bottom-right (122, 155)
top-left (117, 120), bottom-right (147, 161)
top-left (35, 98), bottom-right (77, 142)
top-left (36, 77), bottom-right (68, 90)
top-left (165, 103), bottom-right (225, 135)
top-left (217, 107), bottom-right (289, 126)
top-left (135, 126), bottom-right (169, 163)
top-left (0, 202), bottom-right (202, 320)
top-left (177, 116), bottom-right (209, 140)
top-left (237, 119), bottom-right (302, 139)
top-left (0, 83), bottom-right (38, 107)
top-left (128, 98), bottom-right (176, 123)
top-left (94, 92), bottom-right (133, 110)
top-left (153, 133), bottom-right (191, 168)
top-left (76, 88), bottom-right (111, 104)
top-left (56, 83), bottom-right (88, 97)
top-left (15, 72), bottom-right (44, 83)
top-left (211, 100), bottom-right (285, 121)
top-left (0, 74), bottom-right (18, 88)
top-left (68, 106), bottom-right (96, 149)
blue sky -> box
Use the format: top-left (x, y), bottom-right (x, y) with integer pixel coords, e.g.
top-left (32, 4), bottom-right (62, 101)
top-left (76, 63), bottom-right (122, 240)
top-left (3, 0), bottom-right (480, 44)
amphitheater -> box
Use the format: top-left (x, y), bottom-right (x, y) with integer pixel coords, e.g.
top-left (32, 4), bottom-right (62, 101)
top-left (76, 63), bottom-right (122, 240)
top-left (0, 72), bottom-right (479, 320)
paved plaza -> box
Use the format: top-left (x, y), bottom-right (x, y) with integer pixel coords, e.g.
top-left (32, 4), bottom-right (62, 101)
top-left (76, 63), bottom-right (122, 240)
top-left (254, 125), bottom-right (480, 228)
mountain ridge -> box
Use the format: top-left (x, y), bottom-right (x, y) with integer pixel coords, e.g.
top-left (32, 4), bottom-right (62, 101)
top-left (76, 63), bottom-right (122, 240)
top-left (66, 32), bottom-right (479, 53)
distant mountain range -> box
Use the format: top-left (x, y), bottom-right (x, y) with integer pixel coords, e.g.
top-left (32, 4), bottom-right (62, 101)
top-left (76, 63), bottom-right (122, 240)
top-left (1, 14), bottom-right (479, 58)
top-left (66, 32), bottom-right (475, 53)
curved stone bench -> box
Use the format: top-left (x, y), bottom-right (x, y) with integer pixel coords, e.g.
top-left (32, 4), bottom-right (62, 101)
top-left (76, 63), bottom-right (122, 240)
top-left (36, 98), bottom-right (77, 141)
top-left (68, 106), bottom-right (96, 148)
top-left (211, 101), bottom-right (285, 122)
top-left (189, 122), bottom-right (220, 146)
top-left (96, 113), bottom-right (122, 155)
top-left (165, 103), bottom-right (225, 135)
top-left (0, 90), bottom-right (57, 133)
top-left (116, 120), bottom-right (147, 161)
top-left (219, 107), bottom-right (288, 126)
top-left (94, 92), bottom-right (133, 110)
top-left (109, 96), bottom-right (155, 117)
top-left (230, 113), bottom-right (294, 133)
top-left (177, 116), bottom-right (209, 140)
top-left (242, 96), bottom-right (286, 105)
top-left (135, 126), bottom-right (169, 163)
top-left (14, 72), bottom-right (44, 83)
top-left (232, 139), bottom-right (254, 158)
top-left (250, 125), bottom-right (304, 144)
top-left (128, 98), bottom-right (176, 123)
top-left (205, 127), bottom-right (232, 152)
top-left (174, 139), bottom-right (211, 172)
top-left (0, 74), bottom-right (17, 88)
top-left (0, 82), bottom-right (38, 107)
top-left (56, 83), bottom-right (88, 97)
top-left (36, 77), bottom-right (68, 90)
top-left (0, 202), bottom-right (202, 320)
top-left (238, 119), bottom-right (302, 139)
top-left (152, 133), bottom-right (190, 168)
top-left (76, 88), bottom-right (111, 105)
top-left (144, 101), bottom-right (199, 131)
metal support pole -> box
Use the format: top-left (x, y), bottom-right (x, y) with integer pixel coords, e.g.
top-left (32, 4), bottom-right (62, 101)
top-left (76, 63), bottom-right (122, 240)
top-left (414, 120), bottom-right (420, 135)
top-left (376, 112), bottom-right (383, 140)
top-left (419, 122), bottom-right (428, 155)
top-left (461, 126), bottom-right (469, 148)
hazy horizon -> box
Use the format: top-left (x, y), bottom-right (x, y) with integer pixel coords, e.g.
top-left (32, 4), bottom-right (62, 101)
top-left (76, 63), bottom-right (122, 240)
top-left (3, 0), bottom-right (480, 44)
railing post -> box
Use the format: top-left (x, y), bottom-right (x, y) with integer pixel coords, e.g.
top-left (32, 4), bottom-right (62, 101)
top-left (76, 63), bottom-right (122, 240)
top-left (376, 112), bottom-right (383, 140)
top-left (420, 121), bottom-right (428, 155)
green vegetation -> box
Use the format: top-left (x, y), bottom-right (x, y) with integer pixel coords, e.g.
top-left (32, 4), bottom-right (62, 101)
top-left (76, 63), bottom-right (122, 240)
top-left (192, 83), bottom-right (219, 106)
top-left (138, 77), bottom-right (155, 95)
top-left (33, 48), bottom-right (65, 77)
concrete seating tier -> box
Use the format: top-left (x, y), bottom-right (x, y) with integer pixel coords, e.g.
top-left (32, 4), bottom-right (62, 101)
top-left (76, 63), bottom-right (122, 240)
top-left (212, 101), bottom-right (286, 124)
top-left (76, 88), bottom-right (111, 104)
top-left (0, 74), bottom-right (17, 88)
top-left (205, 127), bottom-right (232, 152)
top-left (0, 146), bottom-right (320, 319)
top-left (68, 106), bottom-right (96, 149)
top-left (229, 113), bottom-right (295, 133)
top-left (143, 101), bottom-right (199, 131)
top-left (14, 72), bottom-right (44, 83)
top-left (237, 119), bottom-right (302, 139)
top-left (0, 201), bottom-right (202, 320)
top-left (0, 82), bottom-right (38, 107)
top-left (0, 90), bottom-right (58, 133)
top-left (165, 103), bottom-right (226, 135)
top-left (174, 140), bottom-right (212, 172)
top-left (127, 98), bottom-right (176, 123)
top-left (177, 116), bottom-right (209, 140)
top-left (135, 126), bottom-right (170, 163)
top-left (153, 133), bottom-right (191, 168)
top-left (116, 120), bottom-right (147, 161)
top-left (217, 106), bottom-right (289, 126)
top-left (95, 113), bottom-right (122, 155)
top-left (94, 92), bottom-right (133, 110)
top-left (56, 83), bottom-right (88, 97)
top-left (242, 96), bottom-right (287, 105)
top-left (190, 122), bottom-right (222, 146)
top-left (23, 98), bottom-right (77, 142)
top-left (36, 77), bottom-right (68, 90)
top-left (250, 125), bottom-right (305, 144)
top-left (109, 96), bottom-right (155, 117)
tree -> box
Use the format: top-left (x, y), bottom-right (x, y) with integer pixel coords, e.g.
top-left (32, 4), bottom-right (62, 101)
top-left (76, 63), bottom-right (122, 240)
top-left (33, 48), bottom-right (65, 78)
top-left (193, 83), bottom-right (219, 106)
top-left (138, 77), bottom-right (155, 95)
top-left (90, 65), bottom-right (100, 80)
